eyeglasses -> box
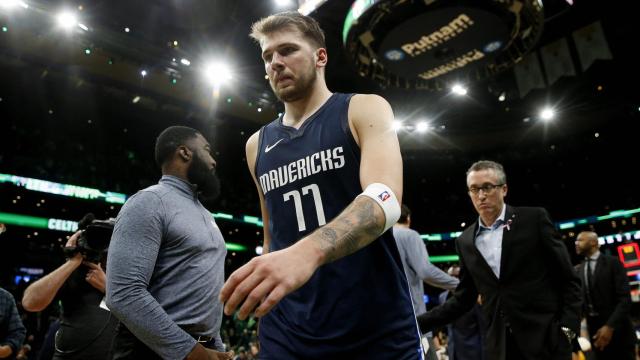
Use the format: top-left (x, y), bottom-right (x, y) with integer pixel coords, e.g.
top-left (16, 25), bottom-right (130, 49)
top-left (468, 184), bottom-right (504, 196)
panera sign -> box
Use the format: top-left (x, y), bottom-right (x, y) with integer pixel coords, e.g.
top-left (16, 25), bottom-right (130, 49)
top-left (400, 14), bottom-right (475, 57)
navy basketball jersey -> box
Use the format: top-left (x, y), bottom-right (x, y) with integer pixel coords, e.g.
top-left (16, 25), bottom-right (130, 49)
top-left (254, 93), bottom-right (422, 359)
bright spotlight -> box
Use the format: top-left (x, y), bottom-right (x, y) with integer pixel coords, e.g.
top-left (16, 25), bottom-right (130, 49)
top-left (56, 11), bottom-right (78, 30)
top-left (539, 107), bottom-right (555, 121)
top-left (274, 0), bottom-right (293, 6)
top-left (1, 0), bottom-right (28, 9)
top-left (498, 92), bottom-right (506, 102)
top-left (0, 0), bottom-right (20, 9)
top-left (416, 121), bottom-right (429, 133)
top-left (392, 121), bottom-right (403, 131)
top-left (255, 246), bottom-right (263, 255)
top-left (451, 84), bottom-right (468, 96)
top-left (180, 58), bottom-right (191, 66)
top-left (204, 62), bottom-right (232, 86)
top-left (140, 70), bottom-right (147, 77)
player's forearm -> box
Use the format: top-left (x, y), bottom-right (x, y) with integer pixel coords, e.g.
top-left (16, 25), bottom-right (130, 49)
top-left (305, 195), bottom-right (384, 265)
top-left (262, 234), bottom-right (271, 254)
top-left (22, 257), bottom-right (81, 311)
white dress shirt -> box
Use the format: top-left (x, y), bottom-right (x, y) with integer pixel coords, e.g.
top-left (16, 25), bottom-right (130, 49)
top-left (474, 205), bottom-right (507, 278)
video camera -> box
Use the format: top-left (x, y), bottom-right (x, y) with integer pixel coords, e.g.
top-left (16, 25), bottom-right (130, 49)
top-left (64, 213), bottom-right (115, 263)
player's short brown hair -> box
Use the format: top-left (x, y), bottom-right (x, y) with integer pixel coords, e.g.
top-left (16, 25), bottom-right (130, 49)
top-left (250, 11), bottom-right (325, 49)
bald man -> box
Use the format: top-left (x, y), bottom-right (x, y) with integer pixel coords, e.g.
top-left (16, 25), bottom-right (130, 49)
top-left (575, 231), bottom-right (635, 360)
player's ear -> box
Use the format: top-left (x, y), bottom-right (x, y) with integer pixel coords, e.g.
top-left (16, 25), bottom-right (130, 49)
top-left (316, 48), bottom-right (328, 68)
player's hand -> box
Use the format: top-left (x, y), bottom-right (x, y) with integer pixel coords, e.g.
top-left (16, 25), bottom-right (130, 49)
top-left (84, 261), bottom-right (106, 293)
top-left (0, 345), bottom-right (14, 359)
top-left (592, 324), bottom-right (613, 350)
top-left (220, 241), bottom-right (321, 320)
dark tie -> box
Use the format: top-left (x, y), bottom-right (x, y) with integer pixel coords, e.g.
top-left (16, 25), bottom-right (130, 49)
top-left (586, 258), bottom-right (598, 316)
top-left (587, 259), bottom-right (594, 288)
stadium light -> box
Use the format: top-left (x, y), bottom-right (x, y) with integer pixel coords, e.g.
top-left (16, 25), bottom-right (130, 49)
top-left (451, 84), bottom-right (468, 96)
top-left (416, 121), bottom-right (430, 133)
top-left (539, 107), bottom-right (555, 121)
top-left (275, 0), bottom-right (293, 6)
top-left (0, 0), bottom-right (28, 10)
top-left (204, 62), bottom-right (232, 86)
top-left (56, 11), bottom-right (78, 30)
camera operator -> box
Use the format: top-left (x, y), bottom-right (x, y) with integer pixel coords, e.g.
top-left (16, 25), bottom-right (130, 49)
top-left (22, 216), bottom-right (118, 360)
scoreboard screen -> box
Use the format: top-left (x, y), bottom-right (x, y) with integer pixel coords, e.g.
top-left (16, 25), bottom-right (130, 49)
top-left (618, 242), bottom-right (640, 268)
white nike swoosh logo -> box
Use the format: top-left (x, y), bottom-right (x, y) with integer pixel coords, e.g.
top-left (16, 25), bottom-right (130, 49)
top-left (265, 139), bottom-right (284, 153)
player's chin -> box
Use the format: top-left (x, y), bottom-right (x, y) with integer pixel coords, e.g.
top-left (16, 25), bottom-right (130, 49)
top-left (276, 86), bottom-right (293, 96)
top-left (278, 88), bottom-right (303, 102)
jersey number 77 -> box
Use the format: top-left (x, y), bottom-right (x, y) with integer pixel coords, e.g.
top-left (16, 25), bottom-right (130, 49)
top-left (283, 183), bottom-right (326, 232)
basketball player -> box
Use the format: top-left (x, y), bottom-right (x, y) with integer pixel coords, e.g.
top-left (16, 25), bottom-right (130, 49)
top-left (219, 11), bottom-right (423, 359)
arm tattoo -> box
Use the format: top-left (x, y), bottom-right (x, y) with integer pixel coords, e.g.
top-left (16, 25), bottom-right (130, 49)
top-left (313, 196), bottom-right (385, 263)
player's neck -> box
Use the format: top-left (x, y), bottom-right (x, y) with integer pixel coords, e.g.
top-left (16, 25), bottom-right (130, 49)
top-left (282, 82), bottom-right (332, 129)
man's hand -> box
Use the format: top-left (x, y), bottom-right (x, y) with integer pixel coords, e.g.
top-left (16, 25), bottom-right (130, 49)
top-left (65, 231), bottom-right (84, 264)
top-left (592, 324), bottom-right (614, 350)
top-left (205, 349), bottom-right (234, 360)
top-left (186, 343), bottom-right (233, 360)
top-left (220, 240), bottom-right (321, 320)
top-left (84, 261), bottom-right (106, 293)
top-left (0, 345), bottom-right (13, 359)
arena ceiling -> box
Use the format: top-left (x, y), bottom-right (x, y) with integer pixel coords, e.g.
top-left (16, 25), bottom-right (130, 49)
top-left (1, 1), bottom-right (637, 150)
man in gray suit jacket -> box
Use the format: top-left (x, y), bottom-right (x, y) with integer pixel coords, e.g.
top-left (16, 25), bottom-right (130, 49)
top-left (418, 160), bottom-right (582, 360)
